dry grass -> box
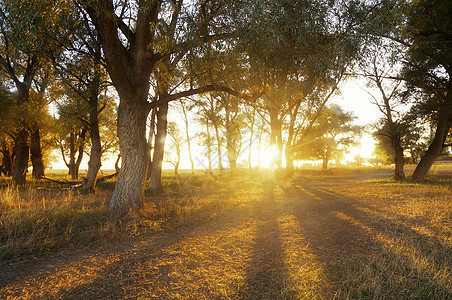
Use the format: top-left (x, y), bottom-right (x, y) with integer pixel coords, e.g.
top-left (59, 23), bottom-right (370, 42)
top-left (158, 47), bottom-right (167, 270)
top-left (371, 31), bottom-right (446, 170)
top-left (0, 168), bottom-right (451, 299)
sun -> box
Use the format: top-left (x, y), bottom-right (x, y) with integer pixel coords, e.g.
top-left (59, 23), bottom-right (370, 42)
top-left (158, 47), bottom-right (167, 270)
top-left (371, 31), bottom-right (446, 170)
top-left (257, 145), bottom-right (279, 168)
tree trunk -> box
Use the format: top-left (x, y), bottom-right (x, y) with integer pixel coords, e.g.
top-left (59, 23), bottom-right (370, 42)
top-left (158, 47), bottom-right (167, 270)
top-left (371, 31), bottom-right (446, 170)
top-left (146, 109), bottom-right (156, 179)
top-left (206, 121), bottom-right (213, 174)
top-left (149, 102), bottom-right (168, 194)
top-left (226, 133), bottom-right (237, 170)
top-left (214, 124), bottom-right (224, 173)
top-left (74, 129), bottom-right (86, 179)
top-left (412, 116), bottom-right (451, 181)
top-left (322, 158), bottom-right (329, 170)
top-left (81, 76), bottom-right (102, 193)
top-left (1, 146), bottom-right (13, 176)
top-left (109, 100), bottom-right (149, 215)
top-left (392, 137), bottom-right (405, 180)
top-left (181, 104), bottom-right (195, 174)
top-left (248, 110), bottom-right (255, 169)
top-left (68, 131), bottom-right (76, 178)
top-left (257, 124), bottom-right (263, 168)
top-left (30, 127), bottom-right (45, 179)
top-left (12, 129), bottom-right (29, 185)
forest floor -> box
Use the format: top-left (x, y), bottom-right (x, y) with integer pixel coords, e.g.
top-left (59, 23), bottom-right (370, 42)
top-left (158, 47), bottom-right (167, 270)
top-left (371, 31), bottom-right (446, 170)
top-left (0, 168), bottom-right (451, 299)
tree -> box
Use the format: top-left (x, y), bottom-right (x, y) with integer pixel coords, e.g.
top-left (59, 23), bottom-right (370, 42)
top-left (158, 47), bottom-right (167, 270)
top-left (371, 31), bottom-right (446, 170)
top-left (179, 101), bottom-right (195, 174)
top-left (81, 0), bottom-right (258, 214)
top-left (396, 0), bottom-right (452, 181)
top-left (360, 43), bottom-right (407, 180)
top-left (0, 0), bottom-right (68, 184)
top-left (165, 121), bottom-right (184, 175)
top-left (296, 105), bottom-right (361, 169)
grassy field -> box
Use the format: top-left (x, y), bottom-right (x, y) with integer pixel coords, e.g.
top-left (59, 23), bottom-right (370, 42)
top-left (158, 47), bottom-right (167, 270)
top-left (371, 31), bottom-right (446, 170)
top-left (0, 167), bottom-right (451, 299)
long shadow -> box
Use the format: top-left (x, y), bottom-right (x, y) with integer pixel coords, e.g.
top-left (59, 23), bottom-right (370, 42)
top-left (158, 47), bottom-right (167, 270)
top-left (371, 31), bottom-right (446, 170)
top-left (312, 186), bottom-right (452, 268)
top-left (237, 177), bottom-right (293, 300)
top-left (291, 180), bottom-right (451, 298)
top-left (0, 198), bottom-right (261, 299)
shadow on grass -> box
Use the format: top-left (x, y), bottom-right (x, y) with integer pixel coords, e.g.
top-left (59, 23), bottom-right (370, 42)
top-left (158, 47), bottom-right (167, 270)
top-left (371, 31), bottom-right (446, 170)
top-left (237, 177), bottom-right (294, 299)
top-left (290, 180), bottom-right (451, 299)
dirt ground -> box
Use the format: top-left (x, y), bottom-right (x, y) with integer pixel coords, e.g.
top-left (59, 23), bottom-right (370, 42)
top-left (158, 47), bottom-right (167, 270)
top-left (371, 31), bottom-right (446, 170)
top-left (1, 169), bottom-right (450, 299)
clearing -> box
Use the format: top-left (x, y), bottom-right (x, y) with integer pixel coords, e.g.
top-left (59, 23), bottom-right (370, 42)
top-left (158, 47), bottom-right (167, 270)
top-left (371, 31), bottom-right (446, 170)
top-left (1, 169), bottom-right (451, 299)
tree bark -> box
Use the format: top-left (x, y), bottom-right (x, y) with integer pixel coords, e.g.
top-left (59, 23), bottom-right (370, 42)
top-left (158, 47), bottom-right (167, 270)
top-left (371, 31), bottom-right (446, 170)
top-left (30, 127), bottom-right (45, 179)
top-left (149, 102), bottom-right (168, 194)
top-left (214, 123), bottom-right (224, 173)
top-left (82, 78), bottom-right (102, 192)
top-left (392, 136), bottom-right (405, 180)
top-left (12, 129), bottom-right (29, 185)
top-left (206, 120), bottom-right (213, 174)
top-left (146, 109), bottom-right (156, 179)
top-left (109, 100), bottom-right (149, 215)
top-left (412, 115), bottom-right (451, 181)
top-left (1, 146), bottom-right (13, 176)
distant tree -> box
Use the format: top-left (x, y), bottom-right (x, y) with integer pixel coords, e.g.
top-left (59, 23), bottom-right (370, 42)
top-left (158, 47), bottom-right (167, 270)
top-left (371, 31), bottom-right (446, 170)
top-left (297, 105), bottom-right (361, 169)
top-left (179, 101), bottom-right (195, 174)
top-left (359, 42), bottom-right (407, 180)
top-left (165, 122), bottom-right (184, 176)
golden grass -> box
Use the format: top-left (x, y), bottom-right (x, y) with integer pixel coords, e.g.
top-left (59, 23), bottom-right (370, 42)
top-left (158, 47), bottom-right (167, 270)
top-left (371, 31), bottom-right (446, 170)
top-left (0, 168), bottom-right (451, 299)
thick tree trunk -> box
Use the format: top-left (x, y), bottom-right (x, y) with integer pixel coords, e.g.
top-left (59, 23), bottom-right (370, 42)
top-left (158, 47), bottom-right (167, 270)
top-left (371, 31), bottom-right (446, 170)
top-left (392, 138), bottom-right (405, 180)
top-left (30, 127), bottom-right (45, 179)
top-left (149, 102), bottom-right (168, 194)
top-left (12, 129), bottom-right (29, 185)
top-left (109, 100), bottom-right (149, 215)
top-left (285, 147), bottom-right (294, 173)
top-left (412, 116), bottom-right (451, 181)
top-left (322, 158), bottom-right (329, 170)
top-left (214, 124), bottom-right (224, 173)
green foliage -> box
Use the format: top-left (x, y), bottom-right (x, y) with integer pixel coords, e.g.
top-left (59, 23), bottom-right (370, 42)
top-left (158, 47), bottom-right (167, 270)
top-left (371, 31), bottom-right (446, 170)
top-left (296, 105), bottom-right (362, 166)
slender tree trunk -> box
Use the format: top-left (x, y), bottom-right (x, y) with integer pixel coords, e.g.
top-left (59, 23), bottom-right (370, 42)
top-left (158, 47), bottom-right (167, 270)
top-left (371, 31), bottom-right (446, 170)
top-left (248, 110), bottom-right (255, 169)
top-left (412, 115), bottom-right (451, 181)
top-left (1, 146), bottom-right (13, 176)
top-left (79, 58), bottom-right (103, 192)
top-left (285, 102), bottom-right (300, 174)
top-left (109, 100), bottom-right (149, 215)
top-left (146, 109), bottom-right (156, 179)
top-left (270, 113), bottom-right (282, 167)
top-left (30, 127), bottom-right (45, 179)
top-left (181, 104), bottom-right (195, 174)
top-left (149, 102), bottom-right (168, 194)
top-left (68, 131), bottom-right (76, 178)
top-left (257, 124), bottom-right (263, 168)
top-left (206, 121), bottom-right (213, 174)
top-left (175, 150), bottom-right (180, 175)
top-left (74, 129), bottom-right (86, 179)
top-left (214, 124), bottom-right (224, 173)
top-left (12, 129), bottom-right (29, 185)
